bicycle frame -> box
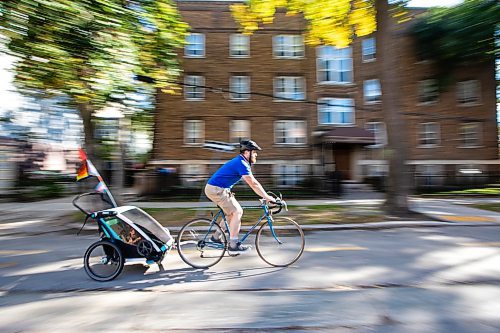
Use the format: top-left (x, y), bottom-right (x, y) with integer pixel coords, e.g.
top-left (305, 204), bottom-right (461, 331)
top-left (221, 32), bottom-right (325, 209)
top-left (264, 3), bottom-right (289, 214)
top-left (208, 203), bottom-right (283, 246)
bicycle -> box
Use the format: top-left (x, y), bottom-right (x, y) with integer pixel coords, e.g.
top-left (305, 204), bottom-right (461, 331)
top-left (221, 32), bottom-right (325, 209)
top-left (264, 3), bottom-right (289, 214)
top-left (176, 193), bottom-right (305, 269)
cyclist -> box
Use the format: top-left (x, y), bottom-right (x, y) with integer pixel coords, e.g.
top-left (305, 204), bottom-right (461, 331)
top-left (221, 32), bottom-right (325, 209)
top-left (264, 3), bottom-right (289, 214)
top-left (205, 139), bottom-right (275, 253)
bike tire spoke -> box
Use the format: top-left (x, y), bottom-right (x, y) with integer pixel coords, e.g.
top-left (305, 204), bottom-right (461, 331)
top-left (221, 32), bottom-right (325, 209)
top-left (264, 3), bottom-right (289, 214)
top-left (256, 217), bottom-right (305, 267)
top-left (177, 219), bottom-right (226, 268)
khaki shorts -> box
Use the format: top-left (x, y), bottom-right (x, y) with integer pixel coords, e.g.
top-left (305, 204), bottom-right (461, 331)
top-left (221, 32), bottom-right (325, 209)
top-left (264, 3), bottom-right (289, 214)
top-left (205, 184), bottom-right (242, 216)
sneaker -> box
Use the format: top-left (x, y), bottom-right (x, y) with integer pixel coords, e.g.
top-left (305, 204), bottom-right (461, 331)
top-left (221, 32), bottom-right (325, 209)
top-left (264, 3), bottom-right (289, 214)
top-left (210, 235), bottom-right (223, 244)
top-left (228, 242), bottom-right (252, 253)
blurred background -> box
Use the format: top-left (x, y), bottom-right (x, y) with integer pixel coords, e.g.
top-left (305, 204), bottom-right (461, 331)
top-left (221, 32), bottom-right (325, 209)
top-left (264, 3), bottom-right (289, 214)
top-left (0, 0), bottom-right (497, 203)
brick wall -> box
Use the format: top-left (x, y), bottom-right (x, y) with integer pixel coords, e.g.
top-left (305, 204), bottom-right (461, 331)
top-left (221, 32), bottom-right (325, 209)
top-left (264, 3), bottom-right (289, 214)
top-left (152, 1), bottom-right (498, 184)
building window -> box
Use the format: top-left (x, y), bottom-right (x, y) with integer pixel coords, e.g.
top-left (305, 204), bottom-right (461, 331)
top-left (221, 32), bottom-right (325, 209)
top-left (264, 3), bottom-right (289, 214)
top-left (184, 75), bottom-right (204, 100)
top-left (181, 164), bottom-right (206, 187)
top-left (362, 37), bottom-right (376, 62)
top-left (274, 120), bottom-right (307, 145)
top-left (185, 33), bottom-right (205, 57)
top-left (418, 79), bottom-right (439, 104)
top-left (184, 120), bottom-right (204, 145)
top-left (274, 76), bottom-right (305, 101)
top-left (273, 35), bottom-right (304, 58)
top-left (460, 122), bottom-right (481, 147)
top-left (229, 34), bottom-right (250, 57)
top-left (457, 80), bottom-right (480, 105)
top-left (230, 120), bottom-right (251, 143)
top-left (456, 164), bottom-right (485, 184)
top-left (418, 122), bottom-right (440, 147)
top-left (366, 122), bottom-right (387, 147)
top-left (364, 79), bottom-right (381, 103)
top-left (275, 165), bottom-right (307, 187)
top-left (229, 75), bottom-right (250, 100)
top-left (317, 46), bottom-right (353, 84)
top-left (415, 165), bottom-right (444, 186)
top-left (365, 164), bottom-right (388, 177)
top-left (318, 98), bottom-right (354, 125)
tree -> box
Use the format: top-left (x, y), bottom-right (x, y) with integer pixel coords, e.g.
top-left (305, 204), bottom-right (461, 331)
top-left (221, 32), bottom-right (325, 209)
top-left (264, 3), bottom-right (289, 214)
top-left (231, 0), bottom-right (412, 215)
top-left (0, 0), bottom-right (188, 158)
top-left (409, 0), bottom-right (498, 88)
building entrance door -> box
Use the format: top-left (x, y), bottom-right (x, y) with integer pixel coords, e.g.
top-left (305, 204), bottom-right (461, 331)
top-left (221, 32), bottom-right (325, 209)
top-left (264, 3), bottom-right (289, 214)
top-left (334, 148), bottom-right (351, 180)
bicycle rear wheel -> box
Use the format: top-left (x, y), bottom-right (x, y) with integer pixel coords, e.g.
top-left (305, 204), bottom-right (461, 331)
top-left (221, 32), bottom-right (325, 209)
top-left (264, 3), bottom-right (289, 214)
top-left (256, 217), bottom-right (305, 267)
top-left (84, 240), bottom-right (124, 281)
top-left (177, 218), bottom-right (226, 269)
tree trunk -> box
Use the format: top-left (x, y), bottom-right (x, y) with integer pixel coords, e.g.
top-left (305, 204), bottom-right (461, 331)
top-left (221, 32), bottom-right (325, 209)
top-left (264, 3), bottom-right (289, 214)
top-left (376, 0), bottom-right (411, 216)
top-left (78, 103), bottom-right (96, 160)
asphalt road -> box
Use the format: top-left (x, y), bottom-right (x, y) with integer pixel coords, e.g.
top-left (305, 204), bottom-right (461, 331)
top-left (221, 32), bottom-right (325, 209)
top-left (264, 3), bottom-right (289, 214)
top-left (1, 225), bottom-right (499, 332)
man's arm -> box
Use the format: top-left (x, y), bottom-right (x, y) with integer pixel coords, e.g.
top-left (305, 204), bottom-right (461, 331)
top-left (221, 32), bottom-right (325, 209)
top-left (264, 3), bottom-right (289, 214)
top-left (242, 174), bottom-right (274, 202)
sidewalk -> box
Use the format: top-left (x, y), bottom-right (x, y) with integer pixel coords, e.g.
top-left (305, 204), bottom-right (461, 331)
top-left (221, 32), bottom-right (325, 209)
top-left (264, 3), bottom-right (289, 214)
top-left (0, 193), bottom-right (498, 234)
top-left (410, 197), bottom-right (500, 223)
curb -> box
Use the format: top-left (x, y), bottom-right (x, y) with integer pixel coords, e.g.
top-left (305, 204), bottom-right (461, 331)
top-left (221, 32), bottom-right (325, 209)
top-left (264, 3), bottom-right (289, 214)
top-left (2, 220), bottom-right (499, 237)
top-left (65, 220), bottom-right (500, 233)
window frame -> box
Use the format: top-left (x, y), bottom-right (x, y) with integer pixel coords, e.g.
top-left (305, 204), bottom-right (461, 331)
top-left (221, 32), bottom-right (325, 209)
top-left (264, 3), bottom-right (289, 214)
top-left (418, 79), bottom-right (439, 105)
top-left (184, 33), bottom-right (205, 58)
top-left (418, 122), bottom-right (440, 147)
top-left (459, 122), bottom-right (482, 148)
top-left (229, 75), bottom-right (251, 100)
top-left (229, 34), bottom-right (250, 58)
top-left (184, 75), bottom-right (205, 100)
top-left (274, 120), bottom-right (307, 145)
top-left (365, 122), bottom-right (387, 148)
top-left (363, 79), bottom-right (381, 104)
top-left (184, 120), bottom-right (205, 145)
top-left (362, 37), bottom-right (376, 62)
top-left (181, 164), bottom-right (207, 187)
top-left (317, 98), bottom-right (355, 125)
top-left (275, 164), bottom-right (308, 187)
top-left (316, 46), bottom-right (353, 84)
top-left (457, 80), bottom-right (481, 105)
top-left (229, 119), bottom-right (251, 143)
top-left (273, 35), bottom-right (305, 59)
top-left (415, 164), bottom-right (445, 186)
top-left (274, 76), bottom-right (306, 101)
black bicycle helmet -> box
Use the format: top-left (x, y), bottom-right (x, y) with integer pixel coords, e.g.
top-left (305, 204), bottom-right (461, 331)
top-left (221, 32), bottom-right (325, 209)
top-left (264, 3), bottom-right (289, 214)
top-left (240, 139), bottom-right (262, 152)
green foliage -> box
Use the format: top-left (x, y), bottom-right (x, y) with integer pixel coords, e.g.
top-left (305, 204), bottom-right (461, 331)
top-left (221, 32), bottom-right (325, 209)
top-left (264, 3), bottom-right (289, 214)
top-left (409, 0), bottom-right (498, 87)
top-left (15, 171), bottom-right (71, 201)
top-left (434, 187), bottom-right (500, 196)
top-left (0, 0), bottom-right (189, 149)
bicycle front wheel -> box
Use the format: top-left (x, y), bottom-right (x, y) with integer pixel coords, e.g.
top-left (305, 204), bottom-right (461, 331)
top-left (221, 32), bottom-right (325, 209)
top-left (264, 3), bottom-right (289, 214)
top-left (177, 218), bottom-right (226, 269)
top-left (84, 240), bottom-right (124, 282)
top-left (256, 217), bottom-right (305, 267)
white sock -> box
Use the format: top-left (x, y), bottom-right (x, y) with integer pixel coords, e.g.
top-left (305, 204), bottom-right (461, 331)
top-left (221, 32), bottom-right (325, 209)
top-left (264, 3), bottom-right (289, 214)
top-left (230, 237), bottom-right (238, 248)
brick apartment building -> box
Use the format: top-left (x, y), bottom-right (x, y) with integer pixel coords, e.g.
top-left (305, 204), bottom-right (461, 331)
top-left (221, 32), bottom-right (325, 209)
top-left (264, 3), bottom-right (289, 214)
top-left (151, 0), bottom-right (499, 190)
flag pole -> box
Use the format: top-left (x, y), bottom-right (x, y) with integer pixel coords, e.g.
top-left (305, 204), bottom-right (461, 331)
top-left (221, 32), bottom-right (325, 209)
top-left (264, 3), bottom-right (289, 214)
top-left (88, 160), bottom-right (118, 208)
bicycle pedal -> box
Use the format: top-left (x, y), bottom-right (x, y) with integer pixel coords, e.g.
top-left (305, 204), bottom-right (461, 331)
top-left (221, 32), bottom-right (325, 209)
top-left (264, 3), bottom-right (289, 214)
top-left (228, 253), bottom-right (240, 257)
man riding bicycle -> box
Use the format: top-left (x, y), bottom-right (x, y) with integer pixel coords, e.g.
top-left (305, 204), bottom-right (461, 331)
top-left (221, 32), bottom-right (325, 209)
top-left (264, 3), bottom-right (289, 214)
top-left (205, 139), bottom-right (275, 253)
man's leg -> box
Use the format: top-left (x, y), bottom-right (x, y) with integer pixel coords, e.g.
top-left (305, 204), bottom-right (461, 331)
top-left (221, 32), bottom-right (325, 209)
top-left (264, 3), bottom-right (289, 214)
top-left (227, 208), bottom-right (243, 240)
top-left (226, 200), bottom-right (251, 252)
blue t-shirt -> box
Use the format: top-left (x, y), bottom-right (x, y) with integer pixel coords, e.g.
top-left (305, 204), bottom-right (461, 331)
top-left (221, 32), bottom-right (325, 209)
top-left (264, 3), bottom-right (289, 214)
top-left (207, 155), bottom-right (252, 189)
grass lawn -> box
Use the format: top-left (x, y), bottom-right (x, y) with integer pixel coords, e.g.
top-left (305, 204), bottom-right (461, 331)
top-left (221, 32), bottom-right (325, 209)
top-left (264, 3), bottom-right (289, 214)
top-left (427, 187), bottom-right (500, 196)
top-left (141, 205), bottom-right (388, 227)
top-left (69, 204), bottom-right (390, 227)
top-left (470, 203), bottom-right (500, 213)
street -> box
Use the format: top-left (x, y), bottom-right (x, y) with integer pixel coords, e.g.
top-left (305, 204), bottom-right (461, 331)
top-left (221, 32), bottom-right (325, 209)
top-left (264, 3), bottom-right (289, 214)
top-left (1, 225), bottom-right (500, 332)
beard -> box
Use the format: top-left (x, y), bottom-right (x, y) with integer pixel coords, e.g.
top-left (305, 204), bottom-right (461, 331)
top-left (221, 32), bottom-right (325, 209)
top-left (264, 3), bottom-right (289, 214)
top-left (250, 153), bottom-right (257, 164)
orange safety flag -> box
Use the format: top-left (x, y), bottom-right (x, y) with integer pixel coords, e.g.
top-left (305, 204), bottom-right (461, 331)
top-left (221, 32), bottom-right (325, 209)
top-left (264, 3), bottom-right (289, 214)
top-left (76, 148), bottom-right (102, 182)
top-left (76, 162), bottom-right (91, 181)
